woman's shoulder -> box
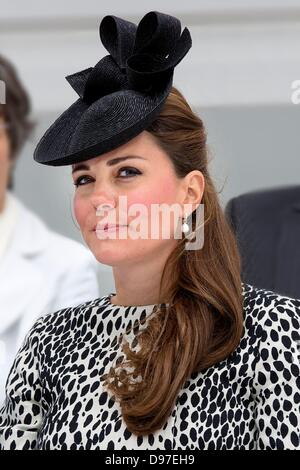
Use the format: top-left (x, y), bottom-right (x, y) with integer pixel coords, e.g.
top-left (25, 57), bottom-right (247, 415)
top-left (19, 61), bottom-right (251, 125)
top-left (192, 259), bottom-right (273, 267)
top-left (241, 282), bottom-right (300, 346)
top-left (22, 295), bottom-right (110, 344)
top-left (242, 282), bottom-right (300, 321)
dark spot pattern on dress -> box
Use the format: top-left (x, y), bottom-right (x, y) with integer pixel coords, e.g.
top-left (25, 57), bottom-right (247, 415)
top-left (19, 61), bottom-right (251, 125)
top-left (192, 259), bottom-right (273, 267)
top-left (0, 284), bottom-right (300, 449)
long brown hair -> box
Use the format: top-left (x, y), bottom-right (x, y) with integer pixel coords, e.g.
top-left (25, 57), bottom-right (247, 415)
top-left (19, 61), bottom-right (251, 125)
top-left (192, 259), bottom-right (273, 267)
top-left (102, 85), bottom-right (244, 436)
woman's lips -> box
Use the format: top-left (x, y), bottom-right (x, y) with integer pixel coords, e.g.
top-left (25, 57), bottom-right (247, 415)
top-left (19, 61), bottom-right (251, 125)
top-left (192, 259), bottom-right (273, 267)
top-left (94, 224), bottom-right (127, 232)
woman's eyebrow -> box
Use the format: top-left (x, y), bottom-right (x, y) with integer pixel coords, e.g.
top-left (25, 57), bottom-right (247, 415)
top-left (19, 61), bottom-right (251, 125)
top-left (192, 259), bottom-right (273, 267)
top-left (71, 155), bottom-right (146, 174)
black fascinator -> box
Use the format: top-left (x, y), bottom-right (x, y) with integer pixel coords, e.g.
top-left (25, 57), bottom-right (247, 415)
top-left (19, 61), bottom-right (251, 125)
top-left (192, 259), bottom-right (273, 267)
top-left (34, 10), bottom-right (192, 166)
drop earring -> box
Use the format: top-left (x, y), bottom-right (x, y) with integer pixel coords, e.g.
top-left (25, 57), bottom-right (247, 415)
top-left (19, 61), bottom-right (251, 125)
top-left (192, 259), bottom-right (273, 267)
top-left (181, 214), bottom-right (189, 234)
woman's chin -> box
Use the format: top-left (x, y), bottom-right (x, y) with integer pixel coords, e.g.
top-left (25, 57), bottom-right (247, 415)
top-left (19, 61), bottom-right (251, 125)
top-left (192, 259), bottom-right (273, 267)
top-left (90, 245), bottom-right (131, 267)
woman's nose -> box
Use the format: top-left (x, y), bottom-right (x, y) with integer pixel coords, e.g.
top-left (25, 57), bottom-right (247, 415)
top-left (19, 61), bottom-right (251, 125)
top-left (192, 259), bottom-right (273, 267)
top-left (90, 188), bottom-right (115, 210)
top-left (91, 198), bottom-right (116, 214)
top-left (96, 202), bottom-right (115, 212)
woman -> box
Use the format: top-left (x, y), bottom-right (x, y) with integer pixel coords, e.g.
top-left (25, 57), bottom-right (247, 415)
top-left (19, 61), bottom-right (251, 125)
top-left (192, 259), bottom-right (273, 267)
top-left (0, 55), bottom-right (100, 405)
top-left (0, 11), bottom-right (299, 450)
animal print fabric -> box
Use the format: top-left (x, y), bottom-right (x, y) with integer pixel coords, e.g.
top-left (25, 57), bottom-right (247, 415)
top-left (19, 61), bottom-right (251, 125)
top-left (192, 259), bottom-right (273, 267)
top-left (0, 283), bottom-right (299, 450)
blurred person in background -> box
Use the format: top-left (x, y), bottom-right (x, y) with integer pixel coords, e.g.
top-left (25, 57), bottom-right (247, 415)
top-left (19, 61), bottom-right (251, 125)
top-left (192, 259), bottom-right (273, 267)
top-left (0, 54), bottom-right (100, 404)
top-left (225, 185), bottom-right (300, 300)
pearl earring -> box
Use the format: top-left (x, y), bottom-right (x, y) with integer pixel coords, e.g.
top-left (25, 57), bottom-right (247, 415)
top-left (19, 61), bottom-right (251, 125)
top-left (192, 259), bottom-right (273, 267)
top-left (181, 214), bottom-right (189, 234)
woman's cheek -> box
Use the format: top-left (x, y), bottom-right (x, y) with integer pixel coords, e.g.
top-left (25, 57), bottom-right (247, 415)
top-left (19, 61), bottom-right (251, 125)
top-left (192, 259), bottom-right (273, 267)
top-left (128, 182), bottom-right (178, 216)
top-left (127, 184), bottom-right (178, 235)
top-left (73, 193), bottom-right (88, 229)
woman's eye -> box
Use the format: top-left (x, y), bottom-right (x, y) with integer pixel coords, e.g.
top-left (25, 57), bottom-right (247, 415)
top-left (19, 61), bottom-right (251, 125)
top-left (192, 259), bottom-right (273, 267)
top-left (73, 167), bottom-right (141, 188)
top-left (73, 175), bottom-right (92, 187)
top-left (117, 167), bottom-right (141, 178)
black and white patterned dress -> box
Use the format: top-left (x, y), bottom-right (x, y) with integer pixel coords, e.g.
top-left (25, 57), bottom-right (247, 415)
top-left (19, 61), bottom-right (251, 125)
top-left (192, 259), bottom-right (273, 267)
top-left (0, 283), bottom-right (300, 450)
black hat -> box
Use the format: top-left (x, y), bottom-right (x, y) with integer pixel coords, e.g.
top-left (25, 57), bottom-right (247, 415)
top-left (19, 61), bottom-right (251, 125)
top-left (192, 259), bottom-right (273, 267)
top-left (33, 10), bottom-right (192, 167)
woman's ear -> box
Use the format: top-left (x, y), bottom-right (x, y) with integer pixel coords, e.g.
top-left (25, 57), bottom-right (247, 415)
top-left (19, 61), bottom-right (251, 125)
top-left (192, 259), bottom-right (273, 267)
top-left (182, 170), bottom-right (205, 210)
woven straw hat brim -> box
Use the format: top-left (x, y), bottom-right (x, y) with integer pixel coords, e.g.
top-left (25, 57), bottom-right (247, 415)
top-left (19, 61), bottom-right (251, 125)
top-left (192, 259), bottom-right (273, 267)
top-left (34, 78), bottom-right (172, 167)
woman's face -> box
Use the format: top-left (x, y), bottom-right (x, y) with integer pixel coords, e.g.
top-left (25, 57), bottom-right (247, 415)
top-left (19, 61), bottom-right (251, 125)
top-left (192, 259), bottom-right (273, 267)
top-left (72, 130), bottom-right (193, 267)
top-left (0, 115), bottom-right (12, 211)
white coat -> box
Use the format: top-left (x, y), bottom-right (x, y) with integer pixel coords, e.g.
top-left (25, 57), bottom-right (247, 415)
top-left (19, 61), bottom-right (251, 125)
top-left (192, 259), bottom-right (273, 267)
top-left (0, 191), bottom-right (100, 404)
